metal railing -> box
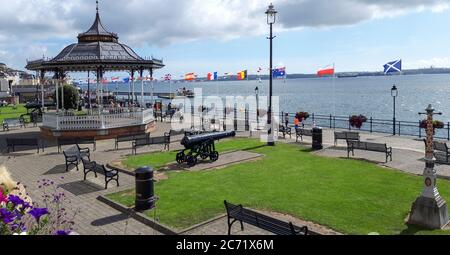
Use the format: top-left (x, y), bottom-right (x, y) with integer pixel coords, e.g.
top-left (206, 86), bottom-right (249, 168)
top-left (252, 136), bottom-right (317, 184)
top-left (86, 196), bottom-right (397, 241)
top-left (175, 105), bottom-right (450, 140)
top-left (281, 112), bottom-right (450, 141)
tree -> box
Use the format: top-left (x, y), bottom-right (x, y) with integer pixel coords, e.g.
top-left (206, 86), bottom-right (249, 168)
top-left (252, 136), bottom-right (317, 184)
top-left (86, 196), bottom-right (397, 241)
top-left (54, 84), bottom-right (80, 110)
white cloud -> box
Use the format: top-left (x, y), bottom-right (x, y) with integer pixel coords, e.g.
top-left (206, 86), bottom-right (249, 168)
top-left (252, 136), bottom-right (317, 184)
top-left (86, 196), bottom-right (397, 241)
top-left (0, 0), bottom-right (448, 69)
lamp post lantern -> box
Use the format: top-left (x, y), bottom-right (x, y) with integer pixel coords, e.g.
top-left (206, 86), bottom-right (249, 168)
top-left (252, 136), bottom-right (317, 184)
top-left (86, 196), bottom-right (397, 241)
top-left (391, 85), bottom-right (398, 135)
top-left (409, 105), bottom-right (449, 229)
top-left (266, 3), bottom-right (277, 146)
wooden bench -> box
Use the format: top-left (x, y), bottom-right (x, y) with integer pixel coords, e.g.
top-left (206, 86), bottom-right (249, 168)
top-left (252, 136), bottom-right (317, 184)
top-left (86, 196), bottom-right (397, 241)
top-left (3, 118), bottom-right (25, 131)
top-left (81, 158), bottom-right (119, 189)
top-left (279, 125), bottom-right (293, 139)
top-left (296, 128), bottom-right (313, 142)
top-left (347, 141), bottom-right (393, 163)
top-left (63, 145), bottom-right (91, 172)
top-left (132, 136), bottom-right (170, 155)
top-left (432, 140), bottom-right (450, 163)
top-left (224, 201), bottom-right (309, 236)
top-left (58, 138), bottom-right (96, 153)
top-left (6, 138), bottom-right (43, 153)
top-left (115, 133), bottom-right (150, 150)
top-left (334, 131), bottom-right (360, 146)
top-left (165, 129), bottom-right (186, 141)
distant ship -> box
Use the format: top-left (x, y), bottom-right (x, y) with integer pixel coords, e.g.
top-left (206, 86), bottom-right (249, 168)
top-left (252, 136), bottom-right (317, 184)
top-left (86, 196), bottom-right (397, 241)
top-left (337, 73), bottom-right (359, 78)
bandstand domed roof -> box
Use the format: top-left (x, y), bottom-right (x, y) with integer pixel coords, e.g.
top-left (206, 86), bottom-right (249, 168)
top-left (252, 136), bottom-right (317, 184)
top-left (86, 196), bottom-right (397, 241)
top-left (26, 1), bottom-right (164, 72)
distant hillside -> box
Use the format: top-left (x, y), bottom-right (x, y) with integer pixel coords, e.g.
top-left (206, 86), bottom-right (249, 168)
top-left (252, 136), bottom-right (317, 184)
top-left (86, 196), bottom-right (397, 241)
top-left (192, 67), bottom-right (450, 82)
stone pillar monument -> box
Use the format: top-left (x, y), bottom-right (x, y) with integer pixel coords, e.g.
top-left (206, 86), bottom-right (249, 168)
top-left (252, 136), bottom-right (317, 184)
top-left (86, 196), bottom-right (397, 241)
top-left (408, 104), bottom-right (449, 229)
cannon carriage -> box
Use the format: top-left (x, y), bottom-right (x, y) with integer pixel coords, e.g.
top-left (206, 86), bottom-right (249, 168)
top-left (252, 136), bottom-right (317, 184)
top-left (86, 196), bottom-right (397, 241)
top-left (176, 131), bottom-right (236, 167)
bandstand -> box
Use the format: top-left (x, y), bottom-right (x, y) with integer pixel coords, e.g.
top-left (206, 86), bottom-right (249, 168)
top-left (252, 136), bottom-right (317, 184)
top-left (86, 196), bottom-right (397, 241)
top-left (25, 1), bottom-right (164, 140)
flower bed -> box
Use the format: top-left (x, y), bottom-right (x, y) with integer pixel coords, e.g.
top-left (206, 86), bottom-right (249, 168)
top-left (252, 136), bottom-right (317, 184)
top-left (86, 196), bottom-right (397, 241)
top-left (0, 168), bottom-right (77, 235)
top-left (349, 115), bottom-right (368, 129)
top-left (419, 120), bottom-right (445, 130)
top-left (295, 112), bottom-right (310, 121)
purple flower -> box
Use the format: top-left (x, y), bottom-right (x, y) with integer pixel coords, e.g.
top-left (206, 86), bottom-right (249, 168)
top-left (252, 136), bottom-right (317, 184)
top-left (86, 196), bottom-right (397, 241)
top-left (8, 195), bottom-right (25, 207)
top-left (55, 230), bottom-right (69, 235)
top-left (28, 208), bottom-right (49, 222)
top-left (0, 208), bottom-right (16, 224)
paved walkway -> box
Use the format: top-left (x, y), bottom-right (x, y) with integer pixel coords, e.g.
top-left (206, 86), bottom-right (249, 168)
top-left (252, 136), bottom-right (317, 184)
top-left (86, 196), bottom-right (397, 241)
top-left (1, 123), bottom-right (449, 235)
top-left (0, 122), bottom-right (174, 235)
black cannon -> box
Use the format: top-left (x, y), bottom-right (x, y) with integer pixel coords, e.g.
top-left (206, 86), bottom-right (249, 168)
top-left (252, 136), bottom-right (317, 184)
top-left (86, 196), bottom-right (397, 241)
top-left (176, 131), bottom-right (236, 167)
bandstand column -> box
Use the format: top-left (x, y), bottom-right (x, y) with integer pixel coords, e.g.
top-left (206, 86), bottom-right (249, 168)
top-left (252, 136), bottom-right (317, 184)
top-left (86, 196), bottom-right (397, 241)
top-left (55, 70), bottom-right (59, 113)
top-left (131, 69), bottom-right (135, 106)
top-left (140, 68), bottom-right (144, 108)
top-left (149, 68), bottom-right (154, 104)
top-left (61, 70), bottom-right (65, 112)
top-left (99, 68), bottom-right (104, 111)
top-left (87, 70), bottom-right (91, 109)
top-left (96, 68), bottom-right (100, 111)
top-left (40, 70), bottom-right (45, 112)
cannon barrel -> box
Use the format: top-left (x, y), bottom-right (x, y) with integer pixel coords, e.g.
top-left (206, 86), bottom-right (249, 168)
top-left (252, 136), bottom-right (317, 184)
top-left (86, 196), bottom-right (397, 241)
top-left (181, 131), bottom-right (236, 149)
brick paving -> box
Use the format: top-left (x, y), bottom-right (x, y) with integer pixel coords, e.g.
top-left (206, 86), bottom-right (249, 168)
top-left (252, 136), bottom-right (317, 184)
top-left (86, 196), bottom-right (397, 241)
top-left (1, 122), bottom-right (448, 235)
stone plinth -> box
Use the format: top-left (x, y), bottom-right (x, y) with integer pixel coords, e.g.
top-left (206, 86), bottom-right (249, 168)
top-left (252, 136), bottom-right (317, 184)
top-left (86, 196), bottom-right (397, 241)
top-left (409, 196), bottom-right (449, 229)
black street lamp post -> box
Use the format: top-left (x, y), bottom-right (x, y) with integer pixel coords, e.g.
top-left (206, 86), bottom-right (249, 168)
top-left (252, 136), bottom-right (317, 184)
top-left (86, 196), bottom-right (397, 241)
top-left (266, 3), bottom-right (277, 146)
top-left (391, 85), bottom-right (398, 135)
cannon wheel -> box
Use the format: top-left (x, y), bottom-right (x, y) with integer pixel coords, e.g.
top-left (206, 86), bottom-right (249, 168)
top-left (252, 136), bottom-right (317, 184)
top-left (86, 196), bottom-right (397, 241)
top-left (200, 152), bottom-right (209, 160)
top-left (210, 151), bottom-right (219, 162)
top-left (186, 155), bottom-right (198, 167)
top-left (176, 151), bottom-right (185, 164)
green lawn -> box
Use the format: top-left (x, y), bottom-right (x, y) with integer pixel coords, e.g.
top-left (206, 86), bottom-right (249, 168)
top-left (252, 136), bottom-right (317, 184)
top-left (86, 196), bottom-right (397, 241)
top-left (122, 138), bottom-right (264, 170)
top-left (0, 105), bottom-right (28, 123)
top-left (107, 138), bottom-right (450, 235)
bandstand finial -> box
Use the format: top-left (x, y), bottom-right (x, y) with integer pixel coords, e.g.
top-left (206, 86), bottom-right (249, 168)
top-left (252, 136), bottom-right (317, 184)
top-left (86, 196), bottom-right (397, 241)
top-left (96, 0), bottom-right (99, 13)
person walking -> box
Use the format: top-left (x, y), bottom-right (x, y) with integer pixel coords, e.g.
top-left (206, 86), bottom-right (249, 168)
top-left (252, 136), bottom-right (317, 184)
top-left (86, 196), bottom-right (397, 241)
top-left (285, 113), bottom-right (289, 128)
top-left (294, 116), bottom-right (300, 131)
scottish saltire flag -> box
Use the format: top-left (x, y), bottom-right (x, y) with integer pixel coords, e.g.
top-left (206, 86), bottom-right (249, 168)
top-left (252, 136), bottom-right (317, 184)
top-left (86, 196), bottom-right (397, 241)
top-left (214, 72), bottom-right (218, 80)
top-left (384, 60), bottom-right (402, 74)
top-left (273, 67), bottom-right (286, 78)
top-left (123, 77), bottom-right (130, 83)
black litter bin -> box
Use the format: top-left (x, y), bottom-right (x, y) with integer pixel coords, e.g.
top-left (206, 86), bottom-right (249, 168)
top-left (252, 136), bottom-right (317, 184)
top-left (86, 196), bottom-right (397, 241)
top-left (312, 127), bottom-right (323, 150)
top-left (135, 166), bottom-right (155, 211)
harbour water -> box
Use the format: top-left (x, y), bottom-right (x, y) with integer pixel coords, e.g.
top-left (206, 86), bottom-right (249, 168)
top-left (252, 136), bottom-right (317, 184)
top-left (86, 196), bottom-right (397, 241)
top-left (79, 74), bottom-right (450, 123)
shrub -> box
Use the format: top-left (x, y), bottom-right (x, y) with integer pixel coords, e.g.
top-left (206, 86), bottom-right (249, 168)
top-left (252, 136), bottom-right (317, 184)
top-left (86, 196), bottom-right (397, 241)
top-left (420, 120), bottom-right (445, 129)
top-left (295, 112), bottom-right (310, 121)
top-left (54, 84), bottom-right (80, 110)
top-left (350, 115), bottom-right (368, 129)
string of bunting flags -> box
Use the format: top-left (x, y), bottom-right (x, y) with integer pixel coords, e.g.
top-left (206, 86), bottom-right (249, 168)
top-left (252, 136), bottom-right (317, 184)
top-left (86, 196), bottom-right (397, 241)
top-left (71, 59), bottom-right (403, 84)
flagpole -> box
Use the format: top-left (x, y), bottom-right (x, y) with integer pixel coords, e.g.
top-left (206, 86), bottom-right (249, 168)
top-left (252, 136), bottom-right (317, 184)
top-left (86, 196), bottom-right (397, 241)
top-left (332, 62), bottom-right (336, 118)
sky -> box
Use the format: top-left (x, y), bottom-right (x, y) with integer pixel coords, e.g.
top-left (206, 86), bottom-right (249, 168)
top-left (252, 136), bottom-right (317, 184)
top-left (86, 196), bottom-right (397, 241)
top-left (1, 0), bottom-right (450, 78)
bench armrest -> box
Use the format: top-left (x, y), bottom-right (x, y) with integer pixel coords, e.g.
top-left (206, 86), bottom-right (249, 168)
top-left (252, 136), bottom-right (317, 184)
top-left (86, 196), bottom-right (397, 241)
top-left (64, 155), bottom-right (78, 161)
top-left (79, 147), bottom-right (90, 153)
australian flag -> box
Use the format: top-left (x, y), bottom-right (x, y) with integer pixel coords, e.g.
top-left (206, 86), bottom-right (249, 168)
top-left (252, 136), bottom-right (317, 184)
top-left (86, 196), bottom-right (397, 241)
top-left (273, 67), bottom-right (286, 78)
top-left (384, 60), bottom-right (402, 74)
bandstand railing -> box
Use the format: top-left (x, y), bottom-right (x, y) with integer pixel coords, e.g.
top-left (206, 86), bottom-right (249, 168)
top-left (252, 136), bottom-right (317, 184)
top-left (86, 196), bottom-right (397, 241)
top-left (43, 108), bottom-right (154, 131)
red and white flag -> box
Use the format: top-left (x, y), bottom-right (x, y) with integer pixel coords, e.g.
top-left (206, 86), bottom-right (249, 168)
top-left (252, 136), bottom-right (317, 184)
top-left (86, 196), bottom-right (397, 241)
top-left (317, 64), bottom-right (335, 77)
